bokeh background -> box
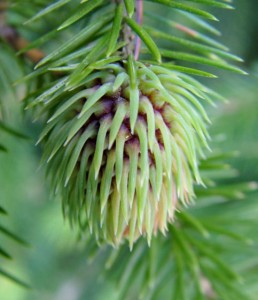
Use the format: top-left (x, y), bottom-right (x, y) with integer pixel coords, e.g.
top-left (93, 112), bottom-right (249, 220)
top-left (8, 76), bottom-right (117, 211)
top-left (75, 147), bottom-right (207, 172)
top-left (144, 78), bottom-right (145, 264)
top-left (0, 1), bottom-right (258, 299)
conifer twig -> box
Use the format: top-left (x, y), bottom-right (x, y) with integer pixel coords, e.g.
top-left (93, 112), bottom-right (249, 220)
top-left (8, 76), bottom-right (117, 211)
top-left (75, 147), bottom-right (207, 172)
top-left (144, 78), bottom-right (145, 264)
top-left (134, 0), bottom-right (143, 60)
top-left (0, 5), bottom-right (44, 63)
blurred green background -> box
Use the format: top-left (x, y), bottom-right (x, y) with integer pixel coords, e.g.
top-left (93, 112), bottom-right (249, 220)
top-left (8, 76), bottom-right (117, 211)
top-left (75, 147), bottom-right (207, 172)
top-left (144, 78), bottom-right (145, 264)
top-left (0, 1), bottom-right (258, 299)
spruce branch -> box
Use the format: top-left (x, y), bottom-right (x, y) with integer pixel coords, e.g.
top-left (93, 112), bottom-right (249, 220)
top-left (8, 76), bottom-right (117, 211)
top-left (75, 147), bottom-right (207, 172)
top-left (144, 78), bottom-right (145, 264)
top-left (1, 1), bottom-right (257, 299)
top-left (10, 0), bottom-right (247, 248)
top-left (134, 0), bottom-right (143, 60)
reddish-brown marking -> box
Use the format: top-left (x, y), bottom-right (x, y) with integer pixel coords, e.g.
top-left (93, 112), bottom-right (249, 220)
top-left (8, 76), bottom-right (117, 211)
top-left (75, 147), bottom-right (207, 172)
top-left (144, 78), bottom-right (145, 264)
top-left (175, 23), bottom-right (198, 37)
